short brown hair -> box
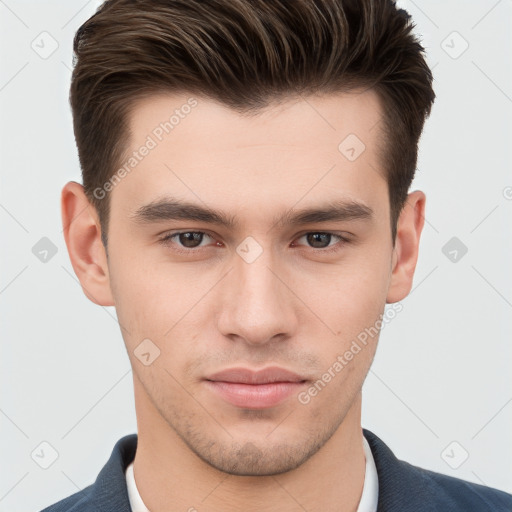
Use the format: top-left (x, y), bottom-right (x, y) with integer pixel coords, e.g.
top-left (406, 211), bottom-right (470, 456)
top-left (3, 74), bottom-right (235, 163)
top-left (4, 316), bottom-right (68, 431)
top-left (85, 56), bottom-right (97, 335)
top-left (70, 0), bottom-right (435, 247)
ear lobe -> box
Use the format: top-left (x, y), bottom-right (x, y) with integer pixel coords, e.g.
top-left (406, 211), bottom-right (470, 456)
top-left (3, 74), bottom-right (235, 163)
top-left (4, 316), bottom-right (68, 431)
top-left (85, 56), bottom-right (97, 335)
top-left (61, 181), bottom-right (115, 306)
top-left (386, 190), bottom-right (426, 304)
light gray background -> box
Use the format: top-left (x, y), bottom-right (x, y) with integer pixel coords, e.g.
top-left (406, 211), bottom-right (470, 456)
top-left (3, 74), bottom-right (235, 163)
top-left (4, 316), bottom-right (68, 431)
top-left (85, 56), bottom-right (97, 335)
top-left (1, 1), bottom-right (511, 510)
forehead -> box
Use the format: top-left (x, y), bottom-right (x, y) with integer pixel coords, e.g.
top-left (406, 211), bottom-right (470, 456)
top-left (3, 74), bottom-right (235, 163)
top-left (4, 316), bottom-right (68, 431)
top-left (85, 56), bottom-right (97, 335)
top-left (128, 89), bottom-right (383, 151)
top-left (111, 90), bottom-right (388, 223)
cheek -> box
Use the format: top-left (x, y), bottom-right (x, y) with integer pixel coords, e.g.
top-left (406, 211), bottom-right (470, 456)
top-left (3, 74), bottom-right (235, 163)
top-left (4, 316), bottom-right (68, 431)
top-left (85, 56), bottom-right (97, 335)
top-left (296, 354), bottom-right (368, 434)
top-left (108, 260), bottom-right (216, 384)
top-left (108, 254), bottom-right (206, 339)
top-left (300, 254), bottom-right (391, 340)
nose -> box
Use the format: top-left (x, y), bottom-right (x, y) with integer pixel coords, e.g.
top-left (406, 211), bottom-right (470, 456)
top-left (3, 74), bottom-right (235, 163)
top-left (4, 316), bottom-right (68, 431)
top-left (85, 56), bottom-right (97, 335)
top-left (216, 245), bottom-right (299, 346)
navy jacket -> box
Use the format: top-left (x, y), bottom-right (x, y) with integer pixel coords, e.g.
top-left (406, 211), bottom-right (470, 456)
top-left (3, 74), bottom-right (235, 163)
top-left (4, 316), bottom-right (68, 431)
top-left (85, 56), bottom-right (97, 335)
top-left (40, 429), bottom-right (512, 511)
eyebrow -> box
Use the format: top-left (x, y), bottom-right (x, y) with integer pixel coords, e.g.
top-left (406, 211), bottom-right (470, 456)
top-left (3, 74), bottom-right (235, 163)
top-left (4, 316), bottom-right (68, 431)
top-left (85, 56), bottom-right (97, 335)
top-left (129, 195), bottom-right (373, 230)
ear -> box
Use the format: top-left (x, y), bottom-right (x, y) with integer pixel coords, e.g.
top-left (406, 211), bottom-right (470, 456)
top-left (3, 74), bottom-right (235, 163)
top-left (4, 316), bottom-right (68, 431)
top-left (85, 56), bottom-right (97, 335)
top-left (61, 181), bottom-right (115, 306)
top-left (386, 190), bottom-right (426, 303)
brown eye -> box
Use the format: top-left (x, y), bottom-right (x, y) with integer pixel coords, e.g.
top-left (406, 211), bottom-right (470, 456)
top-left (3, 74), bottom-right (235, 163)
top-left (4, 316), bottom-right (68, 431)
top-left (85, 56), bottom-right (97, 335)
top-left (292, 232), bottom-right (350, 255)
top-left (159, 231), bottom-right (214, 252)
top-left (178, 232), bottom-right (204, 248)
top-left (305, 233), bottom-right (333, 248)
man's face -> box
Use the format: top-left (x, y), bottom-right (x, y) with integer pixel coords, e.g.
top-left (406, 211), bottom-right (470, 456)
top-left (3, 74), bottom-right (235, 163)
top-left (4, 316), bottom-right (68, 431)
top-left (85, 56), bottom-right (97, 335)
top-left (106, 90), bottom-right (395, 475)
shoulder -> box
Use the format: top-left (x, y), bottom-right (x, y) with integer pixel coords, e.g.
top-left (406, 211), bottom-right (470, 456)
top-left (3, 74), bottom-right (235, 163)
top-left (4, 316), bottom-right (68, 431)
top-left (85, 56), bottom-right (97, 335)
top-left (39, 487), bottom-right (93, 512)
top-left (402, 457), bottom-right (512, 511)
top-left (363, 428), bottom-right (512, 511)
top-left (38, 434), bottom-right (137, 512)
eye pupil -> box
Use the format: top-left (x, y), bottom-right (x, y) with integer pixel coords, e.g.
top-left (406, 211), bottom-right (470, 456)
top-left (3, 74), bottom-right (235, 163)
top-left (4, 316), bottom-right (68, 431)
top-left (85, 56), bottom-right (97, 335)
top-left (307, 233), bottom-right (330, 248)
top-left (180, 232), bottom-right (203, 248)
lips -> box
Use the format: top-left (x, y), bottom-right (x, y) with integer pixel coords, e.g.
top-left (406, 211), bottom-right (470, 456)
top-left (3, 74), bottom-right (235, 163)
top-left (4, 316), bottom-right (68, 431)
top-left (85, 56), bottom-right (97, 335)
top-left (204, 366), bottom-right (308, 409)
top-left (205, 366), bottom-right (307, 385)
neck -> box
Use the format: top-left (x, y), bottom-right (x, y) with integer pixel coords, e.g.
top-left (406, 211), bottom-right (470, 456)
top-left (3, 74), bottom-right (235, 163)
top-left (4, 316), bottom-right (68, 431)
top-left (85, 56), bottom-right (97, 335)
top-left (132, 378), bottom-right (366, 512)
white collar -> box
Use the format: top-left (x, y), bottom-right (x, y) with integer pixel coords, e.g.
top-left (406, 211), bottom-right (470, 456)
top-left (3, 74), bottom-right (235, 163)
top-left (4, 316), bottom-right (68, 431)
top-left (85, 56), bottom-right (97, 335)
top-left (125, 459), bottom-right (150, 512)
top-left (358, 435), bottom-right (379, 512)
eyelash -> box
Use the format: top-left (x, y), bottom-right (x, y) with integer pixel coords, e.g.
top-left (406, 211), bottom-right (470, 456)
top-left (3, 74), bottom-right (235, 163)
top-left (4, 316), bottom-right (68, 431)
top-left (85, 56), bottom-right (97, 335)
top-left (157, 230), bottom-right (351, 255)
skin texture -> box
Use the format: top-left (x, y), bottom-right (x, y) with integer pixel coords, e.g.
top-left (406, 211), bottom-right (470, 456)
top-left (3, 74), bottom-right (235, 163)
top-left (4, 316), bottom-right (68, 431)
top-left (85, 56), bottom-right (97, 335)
top-left (62, 90), bottom-right (425, 512)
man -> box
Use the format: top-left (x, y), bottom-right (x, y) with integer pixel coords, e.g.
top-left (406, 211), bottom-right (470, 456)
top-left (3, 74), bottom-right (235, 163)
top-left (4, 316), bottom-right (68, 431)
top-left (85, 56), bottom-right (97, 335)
top-left (42, 0), bottom-right (512, 511)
